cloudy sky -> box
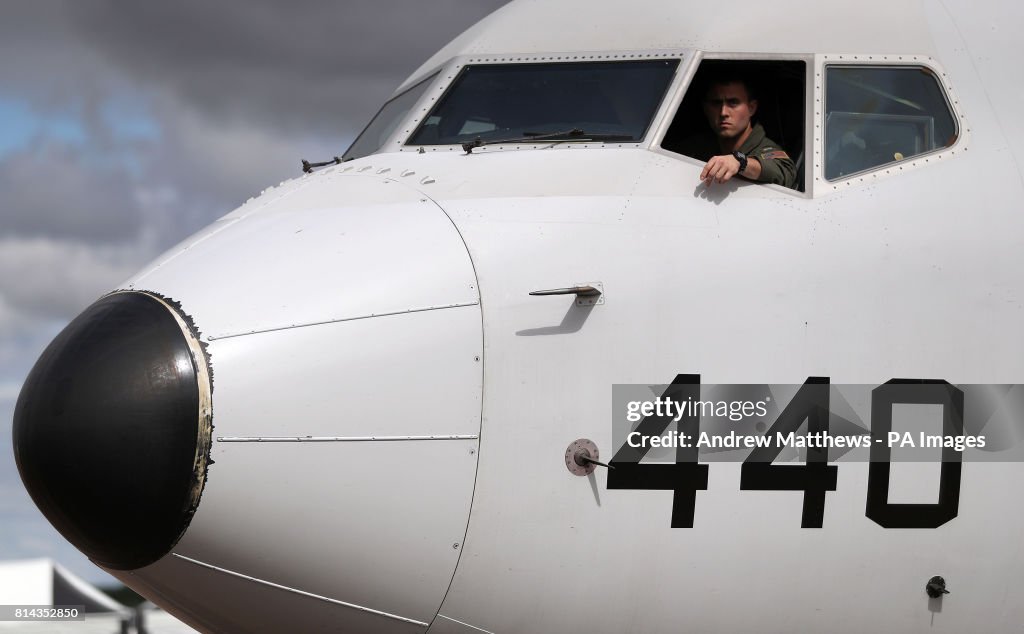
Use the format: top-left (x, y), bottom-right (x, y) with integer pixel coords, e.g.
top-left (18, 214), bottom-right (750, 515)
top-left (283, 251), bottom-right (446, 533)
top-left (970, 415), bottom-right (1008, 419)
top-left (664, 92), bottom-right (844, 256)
top-left (0, 0), bottom-right (509, 586)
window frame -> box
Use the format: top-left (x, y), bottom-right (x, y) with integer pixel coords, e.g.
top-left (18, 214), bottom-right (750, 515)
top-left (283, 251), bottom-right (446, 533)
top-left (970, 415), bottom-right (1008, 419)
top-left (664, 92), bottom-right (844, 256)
top-left (393, 49), bottom-right (692, 155)
top-left (342, 71), bottom-right (441, 162)
top-left (405, 59), bottom-right (683, 148)
top-left (650, 51), bottom-right (815, 198)
top-left (813, 54), bottom-right (968, 194)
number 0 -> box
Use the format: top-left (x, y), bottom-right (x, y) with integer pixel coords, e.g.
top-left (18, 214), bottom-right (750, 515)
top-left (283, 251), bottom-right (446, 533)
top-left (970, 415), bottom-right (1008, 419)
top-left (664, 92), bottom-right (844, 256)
top-left (865, 380), bottom-right (963, 528)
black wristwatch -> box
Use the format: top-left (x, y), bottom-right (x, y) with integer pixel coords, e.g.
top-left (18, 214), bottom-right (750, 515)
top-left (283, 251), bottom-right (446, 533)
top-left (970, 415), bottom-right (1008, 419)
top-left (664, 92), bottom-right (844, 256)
top-left (732, 151), bottom-right (748, 174)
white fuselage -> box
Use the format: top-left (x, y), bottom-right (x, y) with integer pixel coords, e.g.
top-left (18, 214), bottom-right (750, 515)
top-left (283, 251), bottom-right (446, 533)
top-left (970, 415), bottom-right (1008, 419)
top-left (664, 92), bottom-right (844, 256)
top-left (21, 0), bottom-right (1024, 632)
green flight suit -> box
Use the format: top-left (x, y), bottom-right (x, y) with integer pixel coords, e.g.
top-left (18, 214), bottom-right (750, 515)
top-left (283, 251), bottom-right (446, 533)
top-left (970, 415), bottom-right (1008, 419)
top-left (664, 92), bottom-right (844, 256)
top-left (681, 123), bottom-right (797, 189)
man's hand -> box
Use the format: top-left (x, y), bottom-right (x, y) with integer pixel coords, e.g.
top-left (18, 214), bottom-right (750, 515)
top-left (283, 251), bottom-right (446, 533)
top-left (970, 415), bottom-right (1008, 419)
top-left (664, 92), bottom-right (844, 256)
top-left (700, 154), bottom-right (741, 186)
top-left (700, 154), bottom-right (761, 186)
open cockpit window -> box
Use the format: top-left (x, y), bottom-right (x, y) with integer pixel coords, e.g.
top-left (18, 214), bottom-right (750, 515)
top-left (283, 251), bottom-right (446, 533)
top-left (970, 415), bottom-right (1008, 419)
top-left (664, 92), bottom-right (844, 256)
top-left (343, 73), bottom-right (438, 162)
top-left (661, 59), bottom-right (807, 191)
top-left (407, 60), bottom-right (679, 147)
top-left (824, 66), bottom-right (957, 180)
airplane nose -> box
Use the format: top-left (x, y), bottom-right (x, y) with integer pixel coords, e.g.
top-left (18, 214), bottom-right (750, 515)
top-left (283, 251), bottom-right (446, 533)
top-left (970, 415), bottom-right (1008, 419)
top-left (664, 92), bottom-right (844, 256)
top-left (12, 291), bottom-right (212, 571)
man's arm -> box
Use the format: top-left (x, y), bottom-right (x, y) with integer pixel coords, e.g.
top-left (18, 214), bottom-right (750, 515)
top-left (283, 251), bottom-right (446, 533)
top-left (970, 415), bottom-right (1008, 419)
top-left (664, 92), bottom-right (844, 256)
top-left (699, 148), bottom-right (797, 189)
top-left (752, 147), bottom-right (796, 189)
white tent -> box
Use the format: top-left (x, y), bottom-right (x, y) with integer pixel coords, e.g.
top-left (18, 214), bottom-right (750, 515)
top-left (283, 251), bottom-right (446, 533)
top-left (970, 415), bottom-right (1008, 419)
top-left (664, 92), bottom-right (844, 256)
top-left (0, 558), bottom-right (134, 632)
top-left (0, 559), bottom-right (197, 633)
top-left (0, 558), bottom-right (126, 613)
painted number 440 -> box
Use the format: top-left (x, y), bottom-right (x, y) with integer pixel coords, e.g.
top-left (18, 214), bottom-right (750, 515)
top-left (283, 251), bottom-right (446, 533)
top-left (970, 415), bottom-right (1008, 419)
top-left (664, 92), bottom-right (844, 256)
top-left (606, 376), bottom-right (964, 529)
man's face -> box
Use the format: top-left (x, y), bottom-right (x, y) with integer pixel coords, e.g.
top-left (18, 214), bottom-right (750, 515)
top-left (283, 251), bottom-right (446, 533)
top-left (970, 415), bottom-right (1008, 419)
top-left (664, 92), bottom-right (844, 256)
top-left (703, 81), bottom-right (757, 139)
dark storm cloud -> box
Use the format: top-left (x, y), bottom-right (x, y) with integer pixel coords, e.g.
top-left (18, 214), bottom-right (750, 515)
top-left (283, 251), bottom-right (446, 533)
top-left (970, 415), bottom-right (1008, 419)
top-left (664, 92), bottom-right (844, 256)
top-left (0, 4), bottom-right (132, 117)
top-left (0, 142), bottom-right (143, 243)
top-left (0, 0), bottom-right (512, 284)
top-left (0, 0), bottom-right (510, 242)
top-left (62, 0), bottom-right (509, 134)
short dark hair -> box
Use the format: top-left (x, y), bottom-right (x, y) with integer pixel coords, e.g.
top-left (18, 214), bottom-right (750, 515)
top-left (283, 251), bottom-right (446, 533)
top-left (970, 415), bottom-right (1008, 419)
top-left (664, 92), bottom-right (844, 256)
top-left (703, 73), bottom-right (759, 102)
top-left (694, 59), bottom-right (763, 103)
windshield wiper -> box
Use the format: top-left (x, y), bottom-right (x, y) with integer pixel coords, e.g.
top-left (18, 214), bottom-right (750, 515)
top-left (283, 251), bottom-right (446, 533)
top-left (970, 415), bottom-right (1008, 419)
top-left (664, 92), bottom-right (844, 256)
top-left (461, 128), bottom-right (635, 154)
top-left (301, 156), bottom-right (343, 173)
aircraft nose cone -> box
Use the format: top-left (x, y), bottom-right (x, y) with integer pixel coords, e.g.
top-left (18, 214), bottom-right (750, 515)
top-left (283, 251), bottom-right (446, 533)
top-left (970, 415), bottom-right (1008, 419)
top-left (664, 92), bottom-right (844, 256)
top-left (12, 291), bottom-right (212, 571)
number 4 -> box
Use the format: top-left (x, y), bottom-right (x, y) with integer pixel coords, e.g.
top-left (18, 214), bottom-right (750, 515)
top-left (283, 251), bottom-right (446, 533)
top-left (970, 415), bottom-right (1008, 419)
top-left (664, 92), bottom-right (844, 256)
top-left (607, 374), bottom-right (708, 528)
top-left (740, 377), bottom-right (838, 528)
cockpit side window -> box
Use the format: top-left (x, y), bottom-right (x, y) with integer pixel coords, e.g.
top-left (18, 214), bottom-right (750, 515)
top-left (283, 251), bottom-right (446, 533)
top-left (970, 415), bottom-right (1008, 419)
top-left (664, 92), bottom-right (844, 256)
top-left (661, 59), bottom-right (807, 191)
top-left (343, 73), bottom-right (438, 162)
top-left (407, 60), bottom-right (679, 146)
top-left (824, 66), bottom-right (957, 180)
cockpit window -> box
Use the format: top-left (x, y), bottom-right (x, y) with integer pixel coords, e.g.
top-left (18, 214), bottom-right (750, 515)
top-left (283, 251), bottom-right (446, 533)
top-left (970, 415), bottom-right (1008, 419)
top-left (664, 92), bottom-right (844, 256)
top-left (343, 73), bottom-right (438, 162)
top-left (824, 66), bottom-right (957, 180)
top-left (407, 60), bottom-right (679, 146)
